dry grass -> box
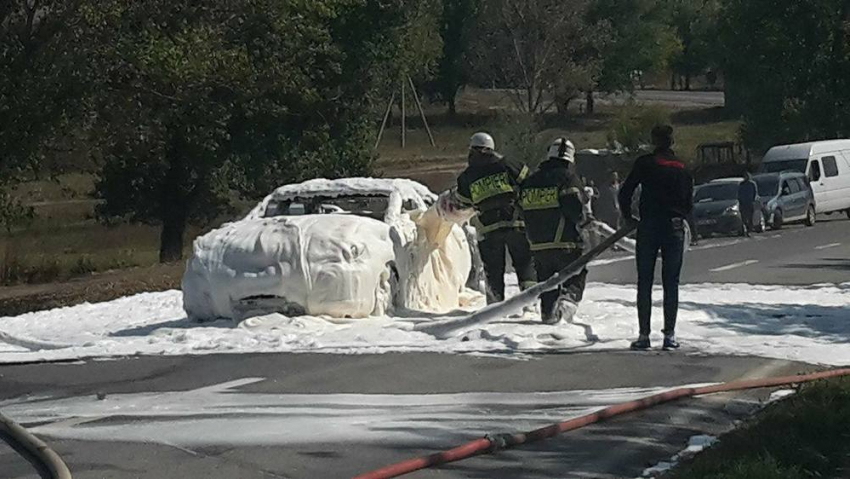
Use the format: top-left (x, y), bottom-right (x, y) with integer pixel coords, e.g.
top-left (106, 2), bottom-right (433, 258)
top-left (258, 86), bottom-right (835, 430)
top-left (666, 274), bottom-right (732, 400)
top-left (377, 89), bottom-right (740, 169)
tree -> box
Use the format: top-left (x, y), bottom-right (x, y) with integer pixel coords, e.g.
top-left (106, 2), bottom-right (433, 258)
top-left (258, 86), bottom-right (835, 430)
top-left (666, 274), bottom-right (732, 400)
top-left (470, 0), bottom-right (609, 117)
top-left (436, 0), bottom-right (479, 115)
top-left (0, 1), bottom-right (87, 227)
top-left (86, 0), bottom-right (433, 262)
top-left (667, 0), bottom-right (719, 91)
top-left (586, 0), bottom-right (681, 113)
top-left (720, 0), bottom-right (850, 151)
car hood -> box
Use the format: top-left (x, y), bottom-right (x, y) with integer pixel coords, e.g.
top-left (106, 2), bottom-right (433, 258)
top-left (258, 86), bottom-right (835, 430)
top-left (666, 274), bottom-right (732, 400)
top-left (182, 214), bottom-right (396, 320)
top-left (693, 199), bottom-right (737, 217)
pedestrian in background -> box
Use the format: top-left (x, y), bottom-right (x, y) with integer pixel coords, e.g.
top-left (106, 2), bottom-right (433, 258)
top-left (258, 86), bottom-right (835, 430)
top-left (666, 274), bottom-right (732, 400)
top-left (738, 172), bottom-right (758, 237)
top-left (597, 172), bottom-right (621, 228)
top-left (618, 125), bottom-right (694, 351)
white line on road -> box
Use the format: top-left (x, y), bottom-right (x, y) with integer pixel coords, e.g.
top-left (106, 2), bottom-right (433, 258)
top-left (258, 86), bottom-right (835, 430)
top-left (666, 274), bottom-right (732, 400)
top-left (815, 243), bottom-right (841, 250)
top-left (709, 260), bottom-right (759, 272)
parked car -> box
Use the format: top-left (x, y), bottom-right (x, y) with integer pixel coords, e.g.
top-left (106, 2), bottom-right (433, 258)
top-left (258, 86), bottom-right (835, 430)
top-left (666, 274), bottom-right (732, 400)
top-left (753, 172), bottom-right (817, 229)
top-left (692, 178), bottom-right (765, 238)
top-left (760, 139), bottom-right (850, 216)
top-left (182, 178), bottom-right (484, 322)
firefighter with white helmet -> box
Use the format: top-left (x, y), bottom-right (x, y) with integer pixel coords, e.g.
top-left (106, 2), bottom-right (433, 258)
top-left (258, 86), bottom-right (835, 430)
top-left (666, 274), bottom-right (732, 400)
top-left (456, 132), bottom-right (536, 304)
top-left (518, 137), bottom-right (588, 323)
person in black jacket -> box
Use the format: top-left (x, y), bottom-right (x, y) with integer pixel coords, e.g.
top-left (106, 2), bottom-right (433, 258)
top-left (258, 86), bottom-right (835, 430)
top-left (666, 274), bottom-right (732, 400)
top-left (737, 172), bottom-right (758, 237)
top-left (519, 138), bottom-right (587, 324)
top-left (618, 125), bottom-right (694, 350)
top-left (457, 132), bottom-right (536, 304)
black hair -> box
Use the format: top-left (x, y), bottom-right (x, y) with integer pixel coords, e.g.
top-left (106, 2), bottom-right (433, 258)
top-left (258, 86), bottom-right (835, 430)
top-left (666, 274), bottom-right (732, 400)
top-left (651, 124), bottom-right (674, 149)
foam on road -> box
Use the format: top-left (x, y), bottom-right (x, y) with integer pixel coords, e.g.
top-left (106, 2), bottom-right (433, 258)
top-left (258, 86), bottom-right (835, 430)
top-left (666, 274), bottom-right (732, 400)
top-left (1, 281), bottom-right (849, 366)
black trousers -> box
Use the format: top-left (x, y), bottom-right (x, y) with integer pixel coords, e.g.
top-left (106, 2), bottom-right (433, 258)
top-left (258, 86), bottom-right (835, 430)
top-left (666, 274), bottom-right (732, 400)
top-left (636, 217), bottom-right (685, 336)
top-left (534, 249), bottom-right (587, 320)
top-left (741, 203), bottom-right (754, 234)
top-left (478, 228), bottom-right (536, 303)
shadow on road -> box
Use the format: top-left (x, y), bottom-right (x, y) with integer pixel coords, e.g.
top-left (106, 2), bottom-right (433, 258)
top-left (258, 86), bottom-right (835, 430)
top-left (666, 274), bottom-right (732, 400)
top-left (109, 317), bottom-right (230, 337)
top-left (597, 298), bottom-right (849, 344)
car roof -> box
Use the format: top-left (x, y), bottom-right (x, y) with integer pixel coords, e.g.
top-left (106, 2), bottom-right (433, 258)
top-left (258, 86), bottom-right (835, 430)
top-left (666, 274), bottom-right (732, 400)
top-left (763, 140), bottom-right (850, 161)
top-left (707, 177), bottom-right (743, 184)
top-left (245, 177), bottom-right (437, 221)
top-left (755, 171), bottom-right (805, 179)
top-left (265, 177), bottom-right (435, 202)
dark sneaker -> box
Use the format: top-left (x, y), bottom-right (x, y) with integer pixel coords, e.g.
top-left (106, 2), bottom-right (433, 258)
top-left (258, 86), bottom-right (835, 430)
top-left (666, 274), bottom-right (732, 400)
top-left (630, 336), bottom-right (651, 350)
top-left (663, 336), bottom-right (680, 351)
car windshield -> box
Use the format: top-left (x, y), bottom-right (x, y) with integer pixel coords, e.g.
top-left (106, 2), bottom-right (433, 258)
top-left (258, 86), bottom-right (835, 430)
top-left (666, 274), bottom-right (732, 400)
top-left (265, 195), bottom-right (391, 220)
top-left (762, 159), bottom-right (808, 174)
top-left (755, 176), bottom-right (779, 196)
top-left (694, 183), bottom-right (739, 202)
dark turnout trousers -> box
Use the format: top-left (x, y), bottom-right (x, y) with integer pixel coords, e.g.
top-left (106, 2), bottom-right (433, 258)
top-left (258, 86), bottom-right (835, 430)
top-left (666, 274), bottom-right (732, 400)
top-left (534, 249), bottom-right (587, 321)
top-left (478, 228), bottom-right (536, 303)
top-left (636, 217), bottom-right (686, 336)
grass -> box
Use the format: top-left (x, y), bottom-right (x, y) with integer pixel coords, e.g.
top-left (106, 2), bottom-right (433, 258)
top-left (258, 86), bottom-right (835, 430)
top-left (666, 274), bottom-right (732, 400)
top-left (0, 223), bottom-right (163, 286)
top-left (665, 377), bottom-right (850, 479)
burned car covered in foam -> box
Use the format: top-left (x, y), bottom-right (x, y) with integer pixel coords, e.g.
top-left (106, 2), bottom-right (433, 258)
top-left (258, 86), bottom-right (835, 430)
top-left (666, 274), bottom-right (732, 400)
top-left (182, 178), bottom-right (483, 321)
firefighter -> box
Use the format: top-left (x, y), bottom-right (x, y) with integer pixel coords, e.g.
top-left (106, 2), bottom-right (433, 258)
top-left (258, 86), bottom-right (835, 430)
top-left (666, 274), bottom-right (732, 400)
top-left (518, 138), bottom-right (588, 324)
top-left (619, 125), bottom-right (694, 351)
top-left (456, 132), bottom-right (536, 304)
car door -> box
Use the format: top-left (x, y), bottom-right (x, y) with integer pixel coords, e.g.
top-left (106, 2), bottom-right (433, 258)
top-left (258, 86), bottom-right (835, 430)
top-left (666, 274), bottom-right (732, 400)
top-left (780, 179), bottom-right (800, 219)
top-left (809, 158), bottom-right (826, 212)
top-left (794, 178), bottom-right (812, 217)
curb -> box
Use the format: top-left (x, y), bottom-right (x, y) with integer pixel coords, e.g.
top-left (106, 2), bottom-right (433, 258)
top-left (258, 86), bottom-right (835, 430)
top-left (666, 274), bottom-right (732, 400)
top-left (0, 412), bottom-right (72, 479)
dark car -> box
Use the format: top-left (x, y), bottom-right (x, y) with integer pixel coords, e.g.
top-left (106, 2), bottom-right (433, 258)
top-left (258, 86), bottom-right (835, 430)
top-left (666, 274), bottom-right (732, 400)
top-left (753, 172), bottom-right (817, 229)
top-left (692, 178), bottom-right (765, 238)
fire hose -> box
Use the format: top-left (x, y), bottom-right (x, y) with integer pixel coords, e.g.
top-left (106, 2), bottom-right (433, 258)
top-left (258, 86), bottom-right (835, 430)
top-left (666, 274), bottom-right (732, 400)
top-left (353, 367), bottom-right (850, 479)
top-left (0, 412), bottom-right (72, 479)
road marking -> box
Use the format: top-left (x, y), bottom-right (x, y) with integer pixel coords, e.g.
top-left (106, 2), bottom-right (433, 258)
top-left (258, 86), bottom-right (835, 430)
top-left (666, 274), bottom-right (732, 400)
top-left (815, 243), bottom-right (841, 250)
top-left (709, 260), bottom-right (759, 272)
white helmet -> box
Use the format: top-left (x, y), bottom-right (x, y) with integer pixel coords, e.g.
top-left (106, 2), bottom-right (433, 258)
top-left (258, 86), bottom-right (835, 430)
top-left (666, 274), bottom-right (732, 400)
top-left (548, 138), bottom-right (575, 163)
top-left (469, 132), bottom-right (495, 151)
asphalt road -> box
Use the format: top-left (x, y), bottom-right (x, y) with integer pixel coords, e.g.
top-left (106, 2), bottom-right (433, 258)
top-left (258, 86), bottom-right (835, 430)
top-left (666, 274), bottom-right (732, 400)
top-left (0, 353), bottom-right (814, 479)
top-left (2, 209), bottom-right (848, 479)
top-left (590, 214), bottom-right (850, 285)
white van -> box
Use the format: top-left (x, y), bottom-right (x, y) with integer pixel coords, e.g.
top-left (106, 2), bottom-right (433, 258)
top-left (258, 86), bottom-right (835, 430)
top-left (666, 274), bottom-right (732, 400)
top-left (760, 140), bottom-right (850, 215)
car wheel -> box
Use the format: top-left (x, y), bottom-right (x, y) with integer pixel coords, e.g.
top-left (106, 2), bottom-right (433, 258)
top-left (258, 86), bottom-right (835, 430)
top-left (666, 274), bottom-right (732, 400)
top-left (805, 205), bottom-right (816, 227)
top-left (846, 209), bottom-right (850, 220)
top-left (736, 220), bottom-right (746, 237)
top-left (772, 210), bottom-right (784, 230)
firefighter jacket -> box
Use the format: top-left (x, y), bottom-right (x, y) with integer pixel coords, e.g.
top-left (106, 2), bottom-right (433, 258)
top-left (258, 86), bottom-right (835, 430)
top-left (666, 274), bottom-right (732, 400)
top-left (518, 159), bottom-right (586, 252)
top-left (456, 151), bottom-right (530, 236)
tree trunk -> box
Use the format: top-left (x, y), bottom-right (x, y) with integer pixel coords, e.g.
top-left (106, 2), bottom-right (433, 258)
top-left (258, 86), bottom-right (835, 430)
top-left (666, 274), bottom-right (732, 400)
top-left (585, 90), bottom-right (595, 116)
top-left (448, 97), bottom-right (457, 117)
top-left (555, 95), bottom-right (572, 118)
top-left (159, 210), bottom-right (186, 263)
top-left (671, 73), bottom-right (677, 91)
top-left (684, 73), bottom-right (691, 91)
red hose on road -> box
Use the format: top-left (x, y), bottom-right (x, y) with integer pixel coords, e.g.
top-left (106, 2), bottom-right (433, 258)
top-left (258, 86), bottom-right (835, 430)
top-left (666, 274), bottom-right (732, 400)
top-left (353, 367), bottom-right (850, 479)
